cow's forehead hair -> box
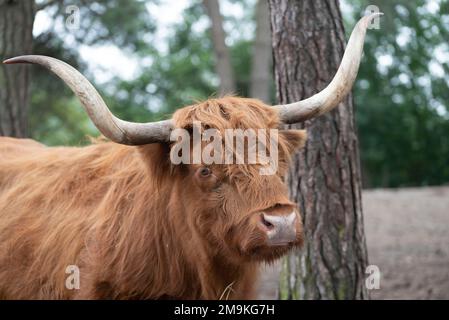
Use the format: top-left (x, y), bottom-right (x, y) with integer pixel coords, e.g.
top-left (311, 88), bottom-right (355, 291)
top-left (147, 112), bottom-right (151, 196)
top-left (170, 97), bottom-right (299, 181)
top-left (172, 96), bottom-right (280, 132)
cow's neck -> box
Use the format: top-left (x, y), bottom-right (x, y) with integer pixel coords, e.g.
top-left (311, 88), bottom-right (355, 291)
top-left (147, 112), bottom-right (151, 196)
top-left (207, 254), bottom-right (258, 299)
top-left (170, 214), bottom-right (257, 299)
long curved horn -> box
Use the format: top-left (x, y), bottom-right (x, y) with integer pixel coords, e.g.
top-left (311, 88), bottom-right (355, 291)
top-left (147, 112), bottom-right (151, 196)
top-left (275, 13), bottom-right (383, 124)
top-left (3, 55), bottom-right (173, 145)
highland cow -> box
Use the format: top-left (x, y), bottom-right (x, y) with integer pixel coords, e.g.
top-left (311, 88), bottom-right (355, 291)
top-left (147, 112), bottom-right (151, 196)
top-left (0, 14), bottom-right (378, 299)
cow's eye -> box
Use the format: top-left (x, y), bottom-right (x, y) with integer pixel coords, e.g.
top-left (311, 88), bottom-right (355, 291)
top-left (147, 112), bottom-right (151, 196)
top-left (199, 167), bottom-right (212, 177)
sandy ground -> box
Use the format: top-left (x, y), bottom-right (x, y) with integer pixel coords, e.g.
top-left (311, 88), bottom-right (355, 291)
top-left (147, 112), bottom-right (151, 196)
top-left (257, 186), bottom-right (449, 300)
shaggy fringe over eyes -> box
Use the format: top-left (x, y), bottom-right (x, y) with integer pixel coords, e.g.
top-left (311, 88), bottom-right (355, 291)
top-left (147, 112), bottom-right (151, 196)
top-left (172, 97), bottom-right (307, 180)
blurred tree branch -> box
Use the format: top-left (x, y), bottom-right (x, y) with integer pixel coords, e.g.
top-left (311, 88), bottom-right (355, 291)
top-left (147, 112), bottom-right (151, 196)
top-left (202, 0), bottom-right (236, 95)
top-left (36, 0), bottom-right (61, 11)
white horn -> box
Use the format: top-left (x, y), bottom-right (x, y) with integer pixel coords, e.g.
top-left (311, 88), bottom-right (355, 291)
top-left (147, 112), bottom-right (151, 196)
top-left (3, 55), bottom-right (173, 145)
top-left (275, 13), bottom-right (383, 124)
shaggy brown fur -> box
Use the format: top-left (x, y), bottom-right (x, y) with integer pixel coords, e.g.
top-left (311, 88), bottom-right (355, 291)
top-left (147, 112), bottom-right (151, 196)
top-left (0, 97), bottom-right (306, 299)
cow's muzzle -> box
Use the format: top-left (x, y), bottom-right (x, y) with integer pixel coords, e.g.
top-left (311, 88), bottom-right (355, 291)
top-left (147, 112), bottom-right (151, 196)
top-left (257, 210), bottom-right (300, 246)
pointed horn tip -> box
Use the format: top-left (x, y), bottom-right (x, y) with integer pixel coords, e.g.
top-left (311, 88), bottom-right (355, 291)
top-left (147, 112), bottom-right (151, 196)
top-left (3, 57), bottom-right (28, 64)
top-left (355, 12), bottom-right (383, 30)
top-left (363, 12), bottom-right (384, 22)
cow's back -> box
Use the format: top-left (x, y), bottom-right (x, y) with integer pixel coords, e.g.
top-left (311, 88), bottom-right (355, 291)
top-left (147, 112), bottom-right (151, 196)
top-left (0, 137), bottom-right (45, 166)
top-left (0, 137), bottom-right (43, 186)
top-left (0, 137), bottom-right (140, 299)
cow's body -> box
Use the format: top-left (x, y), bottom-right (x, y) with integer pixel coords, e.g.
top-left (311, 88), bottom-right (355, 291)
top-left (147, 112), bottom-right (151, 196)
top-left (0, 137), bottom-right (259, 299)
top-left (0, 98), bottom-right (306, 299)
top-left (0, 14), bottom-right (378, 299)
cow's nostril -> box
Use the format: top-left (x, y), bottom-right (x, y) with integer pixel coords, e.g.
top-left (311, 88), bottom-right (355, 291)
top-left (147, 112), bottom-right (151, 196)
top-left (258, 211), bottom-right (298, 246)
top-left (260, 214), bottom-right (274, 230)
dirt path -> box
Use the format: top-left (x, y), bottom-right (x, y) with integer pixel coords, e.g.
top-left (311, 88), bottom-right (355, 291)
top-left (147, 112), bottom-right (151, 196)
top-left (257, 186), bottom-right (449, 299)
top-left (364, 186), bottom-right (449, 299)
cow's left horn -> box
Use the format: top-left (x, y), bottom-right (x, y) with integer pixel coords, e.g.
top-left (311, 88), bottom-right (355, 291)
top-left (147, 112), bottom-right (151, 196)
top-left (275, 13), bottom-right (382, 124)
top-left (3, 55), bottom-right (173, 145)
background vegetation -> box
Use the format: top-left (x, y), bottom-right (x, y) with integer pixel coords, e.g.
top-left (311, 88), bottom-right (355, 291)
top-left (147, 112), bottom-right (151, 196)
top-left (28, 0), bottom-right (449, 188)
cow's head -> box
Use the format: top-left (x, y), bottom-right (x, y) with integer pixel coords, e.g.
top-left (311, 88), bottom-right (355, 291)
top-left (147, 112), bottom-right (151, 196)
top-left (169, 97), bottom-right (307, 262)
top-left (3, 14), bottom-right (379, 263)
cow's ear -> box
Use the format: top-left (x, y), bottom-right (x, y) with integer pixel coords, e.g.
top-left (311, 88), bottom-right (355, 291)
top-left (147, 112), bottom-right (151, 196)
top-left (279, 129), bottom-right (307, 155)
top-left (138, 143), bottom-right (173, 187)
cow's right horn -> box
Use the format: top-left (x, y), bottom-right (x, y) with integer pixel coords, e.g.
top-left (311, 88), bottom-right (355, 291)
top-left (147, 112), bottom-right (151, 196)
top-left (3, 55), bottom-right (173, 145)
top-left (274, 13), bottom-right (382, 124)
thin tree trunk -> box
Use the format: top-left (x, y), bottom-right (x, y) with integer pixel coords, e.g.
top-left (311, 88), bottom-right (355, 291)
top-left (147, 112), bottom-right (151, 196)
top-left (203, 0), bottom-right (235, 95)
top-left (249, 0), bottom-right (271, 103)
top-left (0, 0), bottom-right (35, 137)
top-left (269, 0), bottom-right (369, 299)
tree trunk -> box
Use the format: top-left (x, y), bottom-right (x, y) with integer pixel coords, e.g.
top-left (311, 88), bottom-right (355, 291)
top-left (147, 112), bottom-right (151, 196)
top-left (203, 0), bottom-right (236, 95)
top-left (249, 0), bottom-right (271, 103)
top-left (0, 0), bottom-right (35, 138)
top-left (269, 0), bottom-right (369, 299)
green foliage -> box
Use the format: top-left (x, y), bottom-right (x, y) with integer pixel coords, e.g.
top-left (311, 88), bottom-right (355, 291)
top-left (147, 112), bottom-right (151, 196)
top-left (43, 0), bottom-right (156, 51)
top-left (107, 0), bottom-right (256, 118)
top-left (30, 0), bottom-right (157, 145)
top-left (30, 0), bottom-right (255, 146)
top-left (231, 39), bottom-right (252, 97)
top-left (347, 0), bottom-right (449, 187)
top-left (30, 0), bottom-right (449, 187)
top-left (124, 2), bottom-right (217, 116)
top-left (30, 30), bottom-right (93, 145)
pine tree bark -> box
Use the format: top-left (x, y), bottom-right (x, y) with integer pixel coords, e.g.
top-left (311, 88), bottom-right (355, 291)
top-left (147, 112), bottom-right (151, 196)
top-left (249, 0), bottom-right (271, 103)
top-left (0, 0), bottom-right (35, 137)
top-left (268, 0), bottom-right (369, 299)
top-left (203, 0), bottom-right (236, 95)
